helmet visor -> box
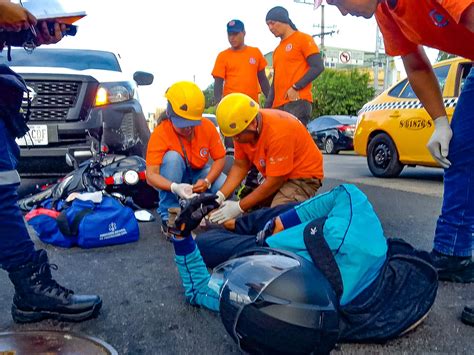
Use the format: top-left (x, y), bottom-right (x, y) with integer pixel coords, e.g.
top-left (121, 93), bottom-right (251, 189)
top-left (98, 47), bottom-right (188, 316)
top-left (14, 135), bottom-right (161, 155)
top-left (211, 254), bottom-right (300, 303)
top-left (213, 254), bottom-right (300, 349)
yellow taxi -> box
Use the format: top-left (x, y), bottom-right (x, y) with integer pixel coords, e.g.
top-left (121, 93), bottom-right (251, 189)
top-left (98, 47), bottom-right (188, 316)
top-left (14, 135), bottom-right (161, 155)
top-left (354, 57), bottom-right (473, 177)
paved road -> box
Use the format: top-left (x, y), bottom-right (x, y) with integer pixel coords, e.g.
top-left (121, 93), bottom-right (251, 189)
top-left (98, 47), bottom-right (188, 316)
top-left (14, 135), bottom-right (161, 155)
top-left (1, 154), bottom-right (472, 354)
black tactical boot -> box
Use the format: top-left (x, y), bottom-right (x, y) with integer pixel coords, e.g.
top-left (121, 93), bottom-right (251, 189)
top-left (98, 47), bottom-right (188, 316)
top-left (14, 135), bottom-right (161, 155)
top-left (461, 305), bottom-right (474, 326)
top-left (8, 250), bottom-right (102, 323)
top-left (430, 250), bottom-right (474, 283)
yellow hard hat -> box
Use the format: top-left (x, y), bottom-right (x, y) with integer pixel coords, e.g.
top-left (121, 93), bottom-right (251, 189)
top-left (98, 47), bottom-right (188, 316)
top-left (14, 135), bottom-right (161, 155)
top-left (164, 81), bottom-right (205, 121)
top-left (216, 93), bottom-right (259, 137)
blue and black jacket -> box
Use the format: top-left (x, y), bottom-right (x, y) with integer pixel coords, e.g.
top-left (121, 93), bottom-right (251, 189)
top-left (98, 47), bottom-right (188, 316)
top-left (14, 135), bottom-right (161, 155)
top-left (172, 184), bottom-right (388, 310)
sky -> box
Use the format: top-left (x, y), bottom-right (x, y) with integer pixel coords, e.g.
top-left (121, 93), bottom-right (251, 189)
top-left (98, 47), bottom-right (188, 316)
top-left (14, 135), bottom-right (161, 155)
top-left (21, 0), bottom-right (438, 115)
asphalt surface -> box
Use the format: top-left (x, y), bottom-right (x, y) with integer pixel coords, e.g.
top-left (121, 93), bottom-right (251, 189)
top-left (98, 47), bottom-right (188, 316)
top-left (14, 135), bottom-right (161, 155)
top-left (1, 154), bottom-right (473, 354)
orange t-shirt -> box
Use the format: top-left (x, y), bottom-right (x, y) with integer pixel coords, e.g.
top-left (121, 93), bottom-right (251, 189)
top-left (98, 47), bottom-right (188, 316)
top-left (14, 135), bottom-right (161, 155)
top-left (234, 109), bottom-right (324, 180)
top-left (272, 31), bottom-right (320, 108)
top-left (212, 46), bottom-right (268, 102)
top-left (375, 0), bottom-right (474, 59)
top-left (146, 118), bottom-right (225, 169)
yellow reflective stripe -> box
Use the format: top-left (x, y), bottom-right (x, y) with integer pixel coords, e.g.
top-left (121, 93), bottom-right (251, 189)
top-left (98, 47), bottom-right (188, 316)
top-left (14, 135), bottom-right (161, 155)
top-left (0, 170), bottom-right (20, 185)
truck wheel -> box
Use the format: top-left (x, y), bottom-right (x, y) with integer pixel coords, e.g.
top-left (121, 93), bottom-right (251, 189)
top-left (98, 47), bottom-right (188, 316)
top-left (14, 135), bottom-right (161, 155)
top-left (367, 133), bottom-right (404, 178)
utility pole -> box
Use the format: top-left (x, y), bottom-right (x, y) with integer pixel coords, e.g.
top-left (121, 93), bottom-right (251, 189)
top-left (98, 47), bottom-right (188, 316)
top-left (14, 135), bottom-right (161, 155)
top-left (320, 5), bottom-right (325, 51)
top-left (374, 26), bottom-right (381, 93)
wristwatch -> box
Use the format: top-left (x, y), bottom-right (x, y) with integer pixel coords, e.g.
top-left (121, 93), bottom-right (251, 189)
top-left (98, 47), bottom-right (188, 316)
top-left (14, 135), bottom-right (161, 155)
top-left (204, 178), bottom-right (212, 189)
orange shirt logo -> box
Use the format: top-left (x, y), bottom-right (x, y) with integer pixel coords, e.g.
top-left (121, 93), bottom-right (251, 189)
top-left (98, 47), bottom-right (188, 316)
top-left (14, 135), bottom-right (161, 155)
top-left (429, 10), bottom-right (449, 27)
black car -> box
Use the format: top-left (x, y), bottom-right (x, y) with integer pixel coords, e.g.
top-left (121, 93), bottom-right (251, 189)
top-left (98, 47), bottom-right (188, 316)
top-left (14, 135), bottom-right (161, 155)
top-left (307, 115), bottom-right (357, 154)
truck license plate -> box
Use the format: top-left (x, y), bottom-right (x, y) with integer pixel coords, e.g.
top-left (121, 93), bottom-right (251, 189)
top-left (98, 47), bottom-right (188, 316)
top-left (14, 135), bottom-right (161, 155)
top-left (16, 125), bottom-right (48, 146)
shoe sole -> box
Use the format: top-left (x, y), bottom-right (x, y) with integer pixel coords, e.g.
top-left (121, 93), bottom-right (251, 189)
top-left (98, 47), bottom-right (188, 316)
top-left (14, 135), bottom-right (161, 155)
top-left (438, 263), bottom-right (474, 283)
top-left (461, 307), bottom-right (474, 326)
top-left (11, 300), bottom-right (102, 323)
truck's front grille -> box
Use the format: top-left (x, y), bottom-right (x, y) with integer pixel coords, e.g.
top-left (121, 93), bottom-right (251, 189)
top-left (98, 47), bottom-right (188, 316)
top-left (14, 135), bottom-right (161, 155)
top-left (23, 80), bottom-right (81, 121)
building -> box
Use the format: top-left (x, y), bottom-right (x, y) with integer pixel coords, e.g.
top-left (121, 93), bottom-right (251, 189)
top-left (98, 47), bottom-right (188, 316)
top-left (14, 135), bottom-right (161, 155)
top-left (264, 46), bottom-right (400, 95)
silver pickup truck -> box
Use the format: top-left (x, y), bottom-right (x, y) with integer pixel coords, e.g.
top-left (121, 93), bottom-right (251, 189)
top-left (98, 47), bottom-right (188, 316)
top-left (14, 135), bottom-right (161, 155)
top-left (1, 48), bottom-right (154, 175)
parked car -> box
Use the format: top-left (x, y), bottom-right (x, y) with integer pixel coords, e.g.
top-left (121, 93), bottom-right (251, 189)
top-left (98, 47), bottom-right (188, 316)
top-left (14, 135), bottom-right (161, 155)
top-left (1, 48), bottom-right (154, 175)
top-left (307, 115), bottom-right (357, 154)
top-left (354, 57), bottom-right (473, 178)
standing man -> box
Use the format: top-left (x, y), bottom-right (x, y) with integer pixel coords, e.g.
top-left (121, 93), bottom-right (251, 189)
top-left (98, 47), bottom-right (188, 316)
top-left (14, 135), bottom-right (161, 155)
top-left (265, 6), bottom-right (325, 126)
top-left (212, 19), bottom-right (270, 105)
top-left (318, 0), bottom-right (473, 325)
top-left (208, 93), bottom-right (324, 225)
top-left (212, 19), bottom-right (271, 196)
top-left (0, 1), bottom-right (102, 323)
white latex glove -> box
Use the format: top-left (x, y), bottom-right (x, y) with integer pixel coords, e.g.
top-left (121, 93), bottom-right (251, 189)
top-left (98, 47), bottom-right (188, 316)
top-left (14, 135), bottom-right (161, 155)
top-left (209, 200), bottom-right (243, 224)
top-left (215, 190), bottom-right (226, 205)
top-left (170, 182), bottom-right (197, 199)
top-left (426, 116), bottom-right (452, 169)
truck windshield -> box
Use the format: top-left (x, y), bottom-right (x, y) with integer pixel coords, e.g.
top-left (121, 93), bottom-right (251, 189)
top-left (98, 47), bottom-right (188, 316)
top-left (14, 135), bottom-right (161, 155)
top-left (0, 48), bottom-right (122, 72)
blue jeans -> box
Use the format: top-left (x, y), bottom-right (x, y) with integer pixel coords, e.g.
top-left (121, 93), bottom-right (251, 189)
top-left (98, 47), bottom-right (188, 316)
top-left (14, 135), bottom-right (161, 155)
top-left (195, 203), bottom-right (297, 268)
top-left (0, 120), bottom-right (35, 271)
top-left (157, 151), bottom-right (226, 222)
top-left (434, 68), bottom-right (474, 257)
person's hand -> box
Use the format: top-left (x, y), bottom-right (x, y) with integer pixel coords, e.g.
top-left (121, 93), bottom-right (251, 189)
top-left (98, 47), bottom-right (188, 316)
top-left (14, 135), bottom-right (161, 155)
top-left (171, 182), bottom-right (197, 199)
top-left (209, 200), bottom-right (243, 224)
top-left (286, 86), bottom-right (300, 102)
top-left (215, 190), bottom-right (226, 205)
top-left (427, 116), bottom-right (452, 169)
top-left (174, 193), bottom-right (220, 236)
top-left (193, 179), bottom-right (210, 193)
top-left (35, 21), bottom-right (66, 45)
top-left (256, 218), bottom-right (275, 246)
top-left (0, 2), bottom-right (36, 32)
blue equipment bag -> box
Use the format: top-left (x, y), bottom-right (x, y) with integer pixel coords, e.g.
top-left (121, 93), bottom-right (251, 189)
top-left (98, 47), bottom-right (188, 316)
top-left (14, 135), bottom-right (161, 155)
top-left (26, 196), bottom-right (140, 248)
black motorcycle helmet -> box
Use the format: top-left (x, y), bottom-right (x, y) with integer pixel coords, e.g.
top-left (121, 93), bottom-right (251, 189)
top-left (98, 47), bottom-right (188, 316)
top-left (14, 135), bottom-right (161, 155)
top-left (215, 248), bottom-right (340, 355)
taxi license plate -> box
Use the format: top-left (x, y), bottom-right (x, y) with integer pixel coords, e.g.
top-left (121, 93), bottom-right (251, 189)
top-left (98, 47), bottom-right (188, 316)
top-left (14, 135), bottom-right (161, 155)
top-left (16, 125), bottom-right (48, 146)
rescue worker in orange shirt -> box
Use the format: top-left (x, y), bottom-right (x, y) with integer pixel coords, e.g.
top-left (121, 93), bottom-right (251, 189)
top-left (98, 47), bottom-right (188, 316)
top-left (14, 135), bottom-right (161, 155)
top-left (146, 81), bottom-right (227, 233)
top-left (317, 0), bottom-right (473, 326)
top-left (212, 19), bottom-right (270, 105)
top-left (208, 93), bottom-right (324, 225)
top-left (264, 6), bottom-right (325, 126)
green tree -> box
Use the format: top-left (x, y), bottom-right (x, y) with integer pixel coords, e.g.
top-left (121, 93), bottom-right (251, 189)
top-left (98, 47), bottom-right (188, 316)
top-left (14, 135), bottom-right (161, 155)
top-left (203, 83), bottom-right (214, 109)
top-left (436, 51), bottom-right (456, 62)
top-left (311, 69), bottom-right (374, 119)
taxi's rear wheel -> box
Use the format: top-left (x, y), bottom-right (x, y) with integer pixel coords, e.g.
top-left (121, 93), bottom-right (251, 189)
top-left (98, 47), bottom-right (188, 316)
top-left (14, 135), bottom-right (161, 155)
top-left (367, 133), bottom-right (404, 178)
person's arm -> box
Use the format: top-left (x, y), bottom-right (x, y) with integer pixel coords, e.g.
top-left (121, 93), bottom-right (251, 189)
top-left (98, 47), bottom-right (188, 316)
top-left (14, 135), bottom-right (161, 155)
top-left (193, 156), bottom-right (225, 193)
top-left (264, 78), bottom-right (275, 108)
top-left (294, 53), bottom-right (324, 90)
top-left (146, 164), bottom-right (173, 191)
top-left (239, 175), bottom-right (286, 211)
top-left (146, 165), bottom-right (195, 198)
top-left (460, 4), bottom-right (474, 32)
top-left (213, 77), bottom-right (224, 105)
top-left (257, 69), bottom-right (270, 98)
top-left (402, 47), bottom-right (452, 168)
top-left (0, 1), bottom-right (36, 31)
top-left (286, 53), bottom-right (324, 102)
top-left (172, 237), bottom-right (220, 312)
top-left (217, 157), bottom-right (251, 198)
top-left (401, 47), bottom-right (446, 120)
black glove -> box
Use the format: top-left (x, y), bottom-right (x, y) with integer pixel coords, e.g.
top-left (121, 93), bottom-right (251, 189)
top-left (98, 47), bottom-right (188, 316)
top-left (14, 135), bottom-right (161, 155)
top-left (256, 218), bottom-right (276, 246)
top-left (174, 193), bottom-right (220, 237)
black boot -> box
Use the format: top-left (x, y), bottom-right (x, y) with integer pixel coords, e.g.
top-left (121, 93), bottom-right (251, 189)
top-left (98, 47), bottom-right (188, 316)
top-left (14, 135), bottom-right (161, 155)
top-left (461, 305), bottom-right (474, 326)
top-left (430, 250), bottom-right (474, 283)
top-left (8, 250), bottom-right (102, 323)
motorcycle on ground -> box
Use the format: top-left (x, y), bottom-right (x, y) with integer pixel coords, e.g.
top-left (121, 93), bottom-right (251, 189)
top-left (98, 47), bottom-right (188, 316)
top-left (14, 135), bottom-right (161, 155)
top-left (18, 119), bottom-right (157, 221)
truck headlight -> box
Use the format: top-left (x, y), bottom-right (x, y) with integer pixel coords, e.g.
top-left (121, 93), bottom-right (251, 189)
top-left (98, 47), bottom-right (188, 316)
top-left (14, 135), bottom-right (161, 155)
top-left (94, 82), bottom-right (135, 106)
